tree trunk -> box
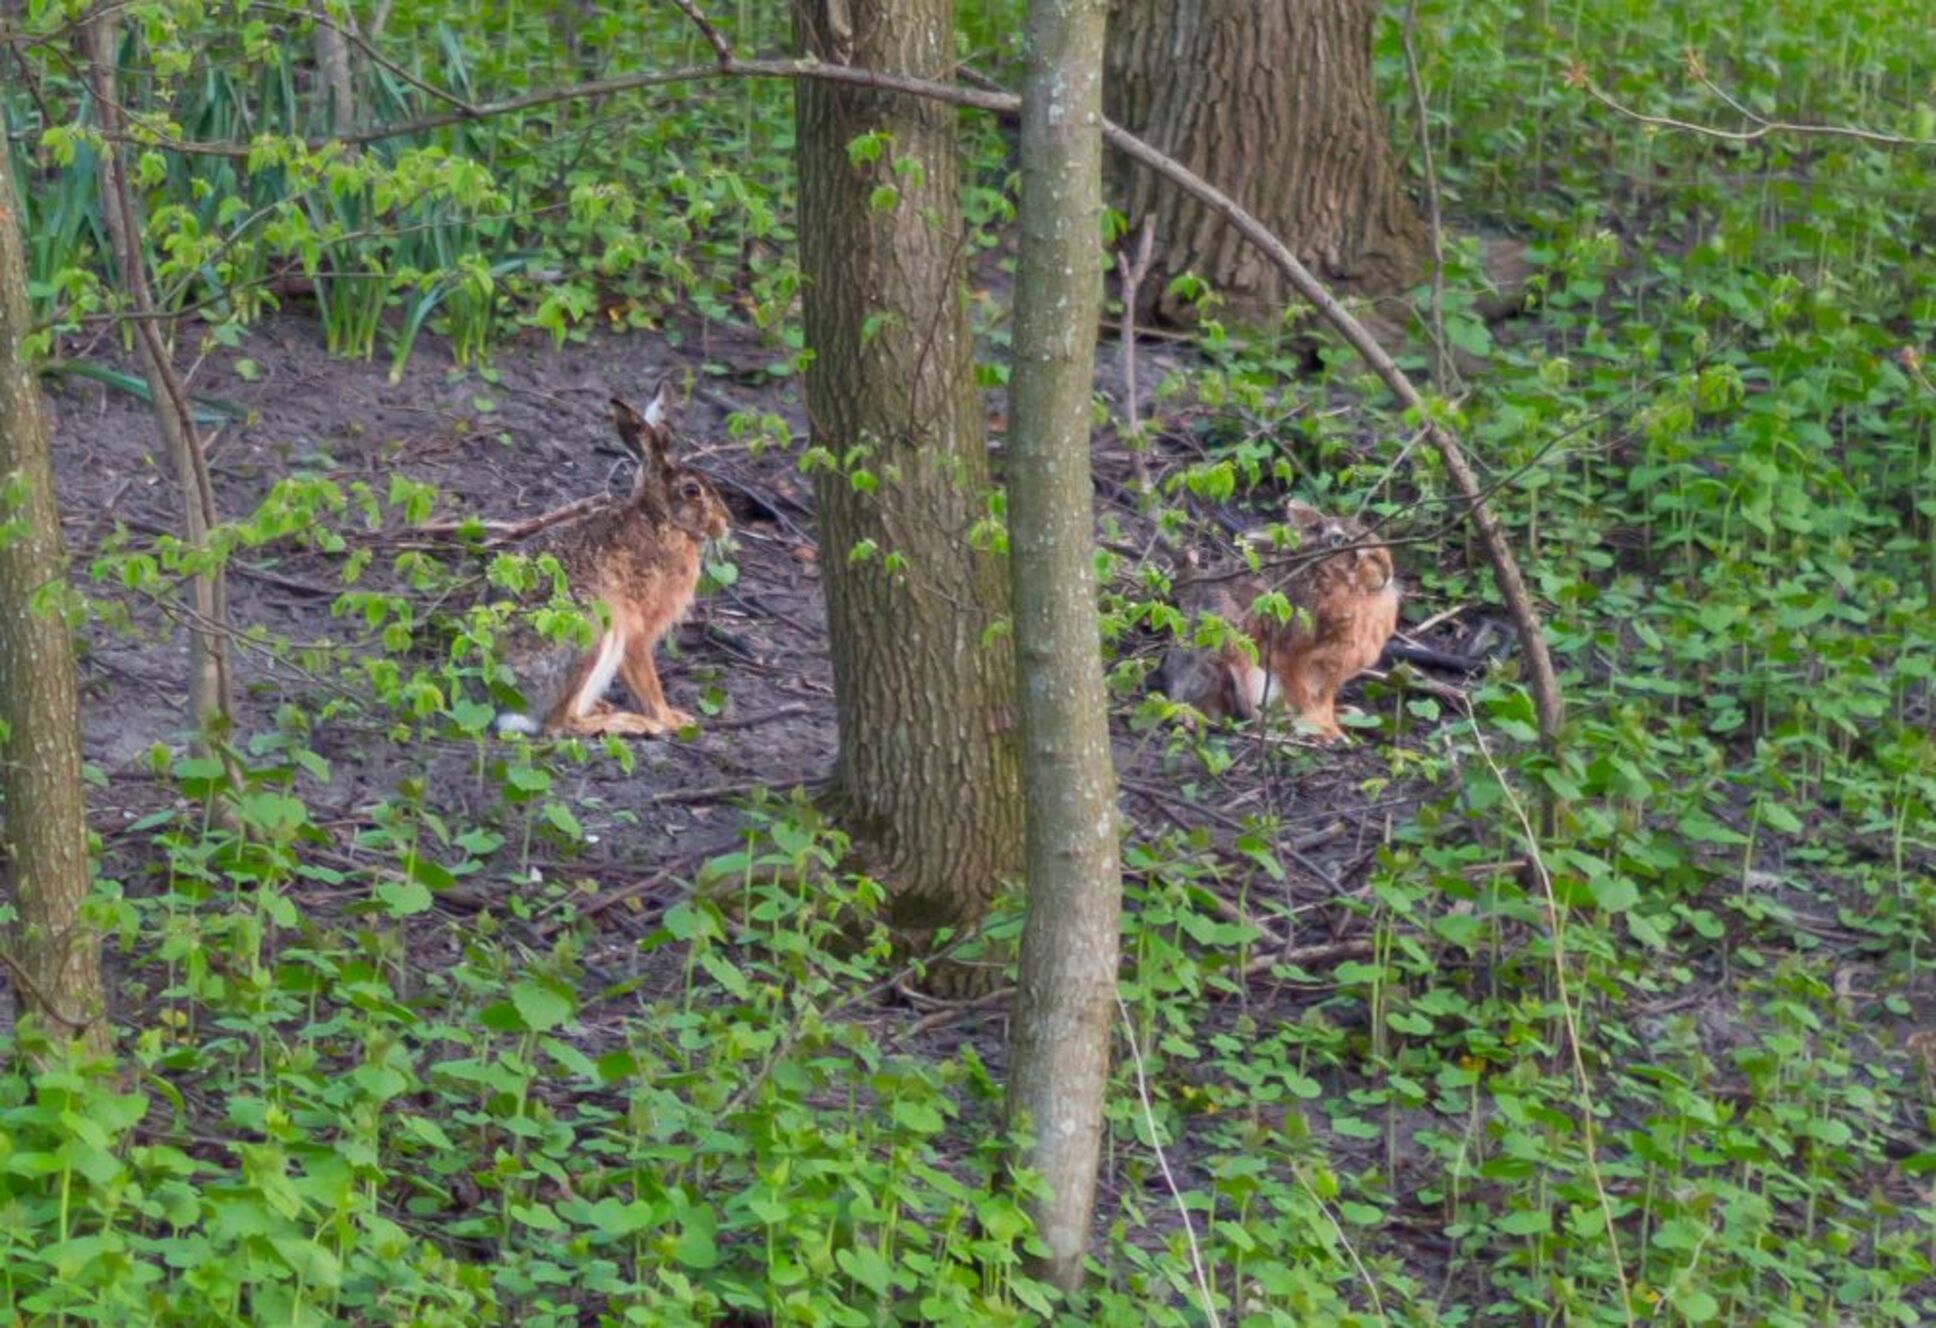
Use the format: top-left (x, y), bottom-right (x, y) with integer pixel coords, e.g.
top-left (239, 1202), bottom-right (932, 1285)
top-left (793, 1), bottom-right (1024, 946)
top-left (86, 4), bottom-right (236, 752)
top-left (1106, 0), bottom-right (1430, 325)
top-left (313, 3), bottom-right (356, 137)
top-left (0, 130), bottom-right (109, 1060)
top-left (1004, 0), bottom-right (1121, 1292)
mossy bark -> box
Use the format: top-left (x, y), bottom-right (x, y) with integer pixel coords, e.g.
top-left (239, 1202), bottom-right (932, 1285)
top-left (0, 129), bottom-right (109, 1060)
top-left (1106, 0), bottom-right (1430, 325)
top-left (1004, 0), bottom-right (1122, 1291)
top-left (793, 0), bottom-right (1024, 950)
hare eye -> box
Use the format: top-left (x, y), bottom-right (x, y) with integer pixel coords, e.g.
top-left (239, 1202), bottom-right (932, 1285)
top-left (681, 481), bottom-right (701, 499)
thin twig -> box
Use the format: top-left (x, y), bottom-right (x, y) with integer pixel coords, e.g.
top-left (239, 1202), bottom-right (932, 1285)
top-left (667, 0), bottom-right (733, 64)
top-left (1289, 1158), bottom-right (1390, 1323)
top-left (1242, 937), bottom-right (1375, 980)
top-left (85, 1), bottom-right (238, 767)
top-left (1114, 215), bottom-right (1155, 491)
top-left (1117, 993), bottom-right (1222, 1328)
top-left (1459, 695), bottom-right (1635, 1323)
top-left (1569, 62), bottom-right (1933, 149)
top-left (0, 947), bottom-right (102, 1033)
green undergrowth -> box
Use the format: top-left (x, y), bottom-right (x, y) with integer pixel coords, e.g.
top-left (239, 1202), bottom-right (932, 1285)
top-left (2, 740), bottom-right (1929, 1324)
top-left (4, 0), bottom-right (1934, 1323)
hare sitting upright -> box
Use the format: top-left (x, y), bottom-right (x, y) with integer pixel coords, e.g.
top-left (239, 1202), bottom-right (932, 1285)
top-left (494, 384), bottom-right (731, 738)
top-left (1157, 500), bottom-right (1399, 743)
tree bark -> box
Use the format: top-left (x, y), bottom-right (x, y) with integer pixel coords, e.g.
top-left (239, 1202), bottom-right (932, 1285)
top-left (793, 1), bottom-right (1025, 946)
top-left (1004, 0), bottom-right (1121, 1292)
top-left (86, 4), bottom-right (236, 752)
top-left (0, 129), bottom-right (109, 1059)
top-left (1106, 0), bottom-right (1430, 324)
top-left (313, 3), bottom-right (357, 137)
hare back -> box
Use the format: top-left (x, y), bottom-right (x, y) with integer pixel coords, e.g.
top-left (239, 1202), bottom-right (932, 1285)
top-left (1264, 552), bottom-right (1398, 647)
top-left (601, 534), bottom-right (705, 643)
top-left (494, 501), bottom-right (711, 733)
top-left (521, 502), bottom-right (708, 629)
top-left (1160, 562), bottom-right (1398, 721)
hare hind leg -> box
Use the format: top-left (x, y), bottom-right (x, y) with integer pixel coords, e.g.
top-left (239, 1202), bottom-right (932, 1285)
top-left (1276, 648), bottom-right (1349, 743)
top-left (619, 627), bottom-right (695, 732)
top-left (548, 627), bottom-right (666, 737)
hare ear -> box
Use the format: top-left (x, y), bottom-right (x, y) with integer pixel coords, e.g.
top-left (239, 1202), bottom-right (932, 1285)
top-left (641, 378), bottom-right (672, 434)
top-left (611, 388), bottom-right (674, 472)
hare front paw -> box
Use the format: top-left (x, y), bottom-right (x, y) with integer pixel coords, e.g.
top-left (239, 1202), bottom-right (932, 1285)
top-left (659, 707), bottom-right (698, 733)
top-left (568, 703), bottom-right (667, 738)
top-left (602, 712), bottom-right (670, 737)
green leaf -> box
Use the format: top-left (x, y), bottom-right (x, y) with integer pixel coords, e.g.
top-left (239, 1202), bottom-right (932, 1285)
top-left (891, 1099), bottom-right (946, 1135)
top-left (404, 1116), bottom-right (454, 1151)
top-left (374, 879), bottom-right (433, 917)
top-left (1670, 1287), bottom-right (1720, 1323)
top-left (1651, 1218), bottom-right (1706, 1251)
top-left (1677, 812), bottom-right (1749, 845)
top-left (270, 1236), bottom-right (344, 1288)
top-left (450, 698), bottom-right (496, 734)
top-left (1337, 1201), bottom-right (1384, 1226)
top-left (510, 979), bottom-right (574, 1032)
top-left (1498, 1208), bottom-right (1551, 1236)
top-left (586, 1197), bottom-right (657, 1237)
top-left (543, 800), bottom-right (583, 839)
top-left (1589, 873), bottom-right (1639, 913)
top-left (674, 1206), bottom-right (719, 1269)
top-left (836, 1245), bottom-right (893, 1295)
top-left (510, 1200), bottom-right (564, 1232)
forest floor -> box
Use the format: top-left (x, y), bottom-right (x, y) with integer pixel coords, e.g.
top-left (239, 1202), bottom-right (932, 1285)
top-left (45, 308), bottom-right (1491, 1142)
top-left (35, 307), bottom-right (1931, 1307)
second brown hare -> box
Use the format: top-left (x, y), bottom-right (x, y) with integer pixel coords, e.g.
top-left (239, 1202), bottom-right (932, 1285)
top-left (494, 384), bottom-right (731, 739)
top-left (1158, 500), bottom-right (1399, 743)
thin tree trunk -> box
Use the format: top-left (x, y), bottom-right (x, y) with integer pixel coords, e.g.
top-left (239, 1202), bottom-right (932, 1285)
top-left (313, 3), bottom-right (356, 137)
top-left (1106, 0), bottom-right (1430, 325)
top-left (1004, 0), bottom-right (1121, 1292)
top-left (86, 4), bottom-right (236, 752)
top-left (792, 0), bottom-right (1024, 953)
top-left (0, 130), bottom-right (109, 1059)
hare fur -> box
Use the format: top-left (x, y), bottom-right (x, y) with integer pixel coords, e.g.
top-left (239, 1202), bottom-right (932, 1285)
top-left (1157, 500), bottom-right (1399, 743)
top-left (494, 384), bottom-right (731, 738)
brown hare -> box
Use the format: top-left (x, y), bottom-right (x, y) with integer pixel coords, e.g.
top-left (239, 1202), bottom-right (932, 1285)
top-left (494, 384), bottom-right (731, 738)
top-left (1157, 500), bottom-right (1399, 742)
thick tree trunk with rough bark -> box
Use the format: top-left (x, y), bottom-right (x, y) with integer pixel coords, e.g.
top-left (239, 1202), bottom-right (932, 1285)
top-left (1106, 0), bottom-right (1430, 325)
top-left (793, 0), bottom-right (1024, 943)
top-left (1004, 0), bottom-right (1122, 1292)
top-left (0, 131), bottom-right (109, 1059)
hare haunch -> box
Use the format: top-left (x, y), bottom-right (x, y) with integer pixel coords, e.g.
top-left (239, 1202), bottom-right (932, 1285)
top-left (1157, 501), bottom-right (1399, 743)
top-left (494, 385), bottom-right (730, 738)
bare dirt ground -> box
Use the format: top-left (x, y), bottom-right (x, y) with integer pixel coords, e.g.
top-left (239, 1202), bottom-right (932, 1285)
top-left (49, 306), bottom-right (1472, 933)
